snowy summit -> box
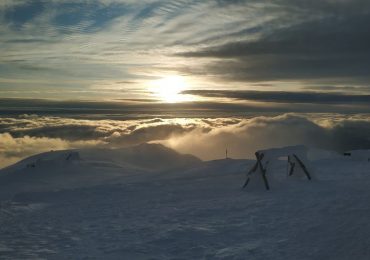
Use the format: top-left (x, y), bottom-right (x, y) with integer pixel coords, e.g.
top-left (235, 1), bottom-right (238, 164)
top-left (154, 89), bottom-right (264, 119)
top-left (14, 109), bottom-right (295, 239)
top-left (1, 143), bottom-right (370, 259)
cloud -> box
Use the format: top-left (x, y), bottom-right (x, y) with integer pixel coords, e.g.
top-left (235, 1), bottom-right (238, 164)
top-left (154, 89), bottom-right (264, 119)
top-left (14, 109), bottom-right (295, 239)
top-left (175, 0), bottom-right (370, 85)
top-left (3, 0), bottom-right (369, 102)
top-left (2, 97), bottom-right (370, 115)
top-left (1, 113), bottom-right (370, 168)
top-left (162, 114), bottom-right (370, 160)
top-left (182, 90), bottom-right (370, 104)
top-left (0, 115), bottom-right (204, 144)
top-left (0, 115), bottom-right (208, 168)
top-left (301, 85), bottom-right (369, 92)
top-left (106, 123), bottom-right (197, 146)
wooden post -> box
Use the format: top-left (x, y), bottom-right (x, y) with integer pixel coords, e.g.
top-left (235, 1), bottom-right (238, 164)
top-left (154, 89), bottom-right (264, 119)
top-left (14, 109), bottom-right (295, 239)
top-left (243, 152), bottom-right (270, 190)
top-left (242, 178), bottom-right (250, 188)
top-left (288, 156), bottom-right (295, 176)
top-left (256, 152), bottom-right (270, 190)
top-left (293, 154), bottom-right (311, 180)
top-left (242, 160), bottom-right (258, 188)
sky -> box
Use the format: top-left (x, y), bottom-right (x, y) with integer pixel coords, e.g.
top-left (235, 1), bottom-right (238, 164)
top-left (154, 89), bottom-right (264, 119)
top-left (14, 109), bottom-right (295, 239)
top-left (1, 0), bottom-right (370, 167)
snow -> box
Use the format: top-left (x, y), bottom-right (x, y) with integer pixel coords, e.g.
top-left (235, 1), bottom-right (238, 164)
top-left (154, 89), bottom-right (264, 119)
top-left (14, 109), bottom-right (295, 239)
top-left (346, 149), bottom-right (370, 161)
top-left (256, 145), bottom-right (311, 170)
top-left (257, 145), bottom-right (308, 161)
top-left (1, 143), bottom-right (370, 259)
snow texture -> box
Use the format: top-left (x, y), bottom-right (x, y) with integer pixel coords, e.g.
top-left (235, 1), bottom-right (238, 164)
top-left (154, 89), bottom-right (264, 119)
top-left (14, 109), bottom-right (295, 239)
top-left (346, 149), bottom-right (370, 161)
top-left (1, 143), bottom-right (370, 259)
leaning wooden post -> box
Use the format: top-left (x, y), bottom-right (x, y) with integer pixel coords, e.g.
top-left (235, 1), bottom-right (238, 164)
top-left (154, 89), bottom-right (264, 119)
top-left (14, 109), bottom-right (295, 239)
top-left (243, 152), bottom-right (270, 190)
top-left (255, 152), bottom-right (270, 190)
top-left (293, 154), bottom-right (311, 180)
top-left (287, 155), bottom-right (296, 176)
top-left (242, 160), bottom-right (258, 188)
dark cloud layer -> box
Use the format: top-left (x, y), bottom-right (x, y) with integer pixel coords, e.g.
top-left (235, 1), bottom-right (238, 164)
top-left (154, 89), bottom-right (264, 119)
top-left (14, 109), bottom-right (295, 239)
top-left (1, 98), bottom-right (370, 117)
top-left (182, 90), bottom-right (370, 104)
top-left (178, 0), bottom-right (370, 85)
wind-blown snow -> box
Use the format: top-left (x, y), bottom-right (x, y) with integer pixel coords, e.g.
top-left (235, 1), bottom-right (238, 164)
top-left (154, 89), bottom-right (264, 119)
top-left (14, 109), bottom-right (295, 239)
top-left (1, 143), bottom-right (370, 259)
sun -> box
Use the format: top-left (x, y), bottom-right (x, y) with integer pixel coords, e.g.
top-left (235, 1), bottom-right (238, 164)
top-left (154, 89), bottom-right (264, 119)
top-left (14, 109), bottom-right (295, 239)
top-left (151, 76), bottom-right (189, 103)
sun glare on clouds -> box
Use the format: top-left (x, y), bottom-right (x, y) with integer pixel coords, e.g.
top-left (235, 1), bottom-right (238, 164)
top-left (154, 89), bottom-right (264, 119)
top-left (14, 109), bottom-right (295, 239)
top-left (150, 76), bottom-right (192, 103)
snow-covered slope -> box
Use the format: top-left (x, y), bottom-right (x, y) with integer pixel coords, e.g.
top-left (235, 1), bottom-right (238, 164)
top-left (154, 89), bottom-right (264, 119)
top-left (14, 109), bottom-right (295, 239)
top-left (1, 144), bottom-right (370, 259)
top-left (0, 143), bottom-right (201, 200)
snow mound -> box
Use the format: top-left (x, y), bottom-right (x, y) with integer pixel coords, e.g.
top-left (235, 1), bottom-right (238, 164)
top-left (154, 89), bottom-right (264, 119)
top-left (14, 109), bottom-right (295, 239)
top-left (1, 150), bottom-right (81, 172)
top-left (0, 143), bottom-right (202, 200)
top-left (80, 143), bottom-right (202, 171)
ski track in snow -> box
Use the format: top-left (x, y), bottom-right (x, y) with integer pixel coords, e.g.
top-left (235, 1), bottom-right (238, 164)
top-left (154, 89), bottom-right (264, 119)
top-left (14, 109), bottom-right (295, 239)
top-left (1, 145), bottom-right (370, 259)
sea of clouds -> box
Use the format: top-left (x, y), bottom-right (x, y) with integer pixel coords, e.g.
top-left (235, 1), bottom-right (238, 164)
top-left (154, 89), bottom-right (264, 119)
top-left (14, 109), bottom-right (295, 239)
top-left (1, 113), bottom-right (370, 168)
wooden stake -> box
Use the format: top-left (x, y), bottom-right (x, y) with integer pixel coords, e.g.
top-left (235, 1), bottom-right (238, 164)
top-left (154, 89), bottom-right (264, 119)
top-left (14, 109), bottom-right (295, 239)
top-left (288, 156), bottom-right (295, 176)
top-left (242, 152), bottom-right (270, 190)
top-left (293, 154), bottom-right (311, 180)
top-left (289, 162), bottom-right (295, 176)
top-left (256, 152), bottom-right (270, 190)
top-left (242, 178), bottom-right (250, 188)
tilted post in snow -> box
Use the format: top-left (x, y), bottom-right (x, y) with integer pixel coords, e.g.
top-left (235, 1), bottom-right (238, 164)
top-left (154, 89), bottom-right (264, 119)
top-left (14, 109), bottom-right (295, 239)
top-left (287, 155), bottom-right (295, 176)
top-left (287, 153), bottom-right (311, 180)
top-left (291, 154), bottom-right (311, 180)
top-left (242, 152), bottom-right (270, 190)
